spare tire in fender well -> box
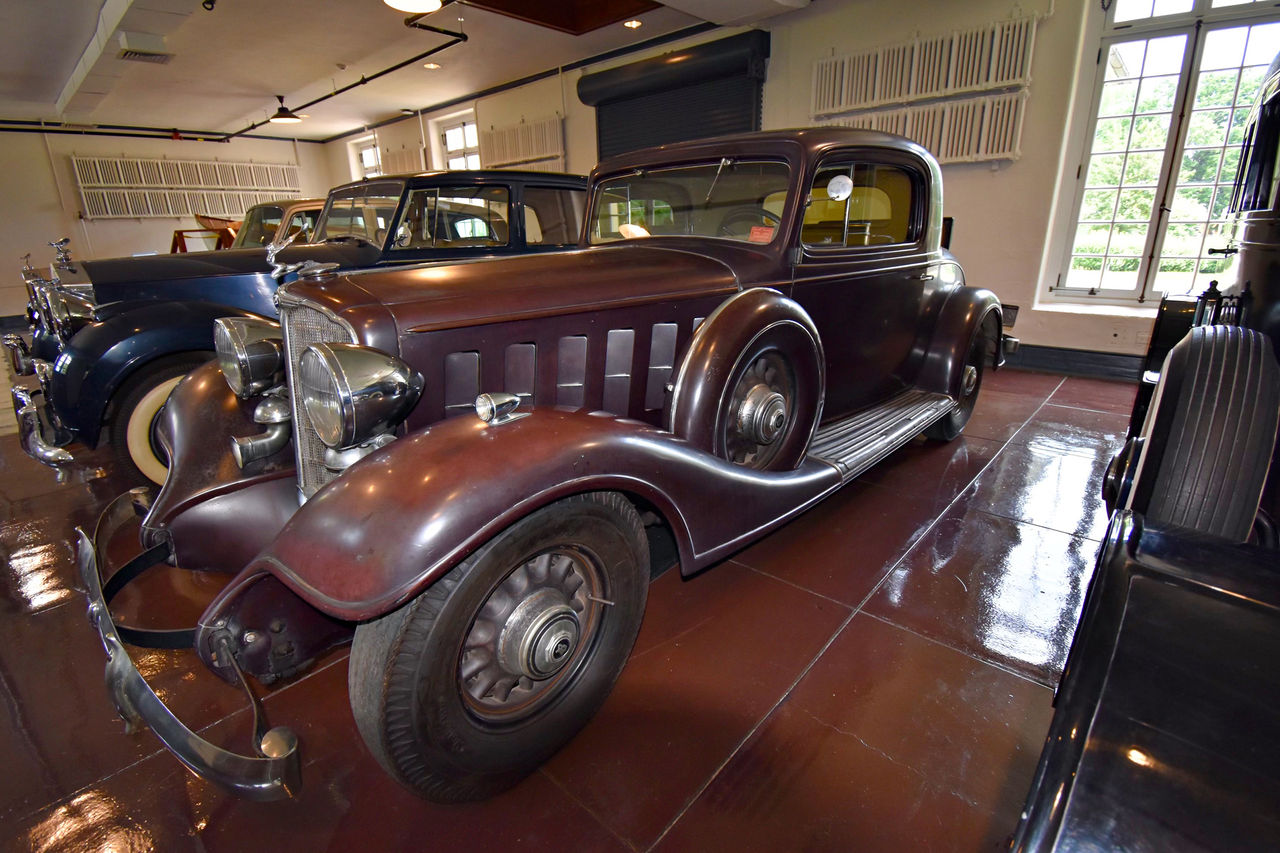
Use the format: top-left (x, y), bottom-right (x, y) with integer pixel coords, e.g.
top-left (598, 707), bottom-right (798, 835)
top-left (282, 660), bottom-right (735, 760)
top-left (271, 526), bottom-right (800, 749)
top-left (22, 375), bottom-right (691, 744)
top-left (666, 288), bottom-right (825, 471)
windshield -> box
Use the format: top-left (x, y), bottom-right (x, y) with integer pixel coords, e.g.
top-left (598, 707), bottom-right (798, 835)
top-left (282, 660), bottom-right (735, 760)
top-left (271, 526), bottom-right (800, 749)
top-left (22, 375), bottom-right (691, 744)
top-left (588, 160), bottom-right (791, 245)
top-left (232, 204), bottom-right (284, 248)
top-left (316, 181), bottom-right (405, 245)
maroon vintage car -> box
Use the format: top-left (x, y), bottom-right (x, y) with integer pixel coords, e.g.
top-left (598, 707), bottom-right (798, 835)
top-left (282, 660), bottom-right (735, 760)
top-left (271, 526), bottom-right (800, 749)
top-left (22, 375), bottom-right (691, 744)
top-left (80, 127), bottom-right (1017, 802)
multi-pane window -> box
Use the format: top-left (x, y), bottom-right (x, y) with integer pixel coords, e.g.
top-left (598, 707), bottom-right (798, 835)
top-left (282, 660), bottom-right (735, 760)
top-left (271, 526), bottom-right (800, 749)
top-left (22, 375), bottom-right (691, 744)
top-left (357, 141), bottom-right (382, 179)
top-left (441, 120), bottom-right (480, 170)
top-left (1054, 0), bottom-right (1280, 303)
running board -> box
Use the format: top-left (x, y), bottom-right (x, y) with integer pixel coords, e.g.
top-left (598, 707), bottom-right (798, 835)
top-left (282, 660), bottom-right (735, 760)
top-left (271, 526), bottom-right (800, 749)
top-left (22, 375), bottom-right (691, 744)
top-left (808, 389), bottom-right (955, 482)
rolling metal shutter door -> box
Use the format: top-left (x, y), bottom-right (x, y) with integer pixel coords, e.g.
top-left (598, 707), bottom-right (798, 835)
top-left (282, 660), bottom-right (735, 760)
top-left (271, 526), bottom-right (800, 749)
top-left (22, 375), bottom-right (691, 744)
top-left (579, 31), bottom-right (769, 159)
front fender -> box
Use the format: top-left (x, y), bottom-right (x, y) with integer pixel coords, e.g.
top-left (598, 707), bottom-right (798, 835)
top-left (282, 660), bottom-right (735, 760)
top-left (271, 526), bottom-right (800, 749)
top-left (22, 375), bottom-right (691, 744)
top-left (48, 301), bottom-right (262, 444)
top-left (915, 285), bottom-right (1002, 399)
top-left (144, 359), bottom-right (297, 571)
top-left (248, 408), bottom-right (842, 621)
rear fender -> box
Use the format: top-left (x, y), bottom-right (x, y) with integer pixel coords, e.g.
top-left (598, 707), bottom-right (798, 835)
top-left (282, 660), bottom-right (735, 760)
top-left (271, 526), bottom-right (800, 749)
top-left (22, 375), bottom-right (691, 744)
top-left (49, 301), bottom-right (258, 444)
top-left (248, 408), bottom-right (842, 621)
top-left (915, 285), bottom-right (1002, 398)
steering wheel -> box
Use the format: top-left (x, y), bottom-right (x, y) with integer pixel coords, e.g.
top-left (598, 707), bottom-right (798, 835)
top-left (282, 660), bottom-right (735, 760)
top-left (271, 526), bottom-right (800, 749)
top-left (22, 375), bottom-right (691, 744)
top-left (718, 206), bottom-right (781, 238)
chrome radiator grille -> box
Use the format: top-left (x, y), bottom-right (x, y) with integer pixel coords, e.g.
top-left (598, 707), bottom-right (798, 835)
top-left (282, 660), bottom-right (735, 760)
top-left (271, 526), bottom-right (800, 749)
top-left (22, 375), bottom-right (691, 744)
top-left (279, 297), bottom-right (357, 498)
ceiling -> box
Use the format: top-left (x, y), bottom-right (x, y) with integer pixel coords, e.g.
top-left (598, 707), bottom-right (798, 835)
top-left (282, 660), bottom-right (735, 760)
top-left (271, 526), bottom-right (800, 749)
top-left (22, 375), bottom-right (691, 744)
top-left (0, 0), bottom-right (810, 143)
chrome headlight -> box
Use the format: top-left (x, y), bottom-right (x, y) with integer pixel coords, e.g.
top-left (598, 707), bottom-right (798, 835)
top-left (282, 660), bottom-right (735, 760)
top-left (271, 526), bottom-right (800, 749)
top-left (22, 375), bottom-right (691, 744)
top-left (214, 317), bottom-right (284, 397)
top-left (298, 343), bottom-right (424, 450)
top-left (42, 286), bottom-right (95, 338)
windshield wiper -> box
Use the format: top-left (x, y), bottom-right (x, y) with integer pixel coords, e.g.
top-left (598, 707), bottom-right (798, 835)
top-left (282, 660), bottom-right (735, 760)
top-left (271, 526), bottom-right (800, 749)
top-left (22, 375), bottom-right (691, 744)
top-left (703, 158), bottom-right (732, 206)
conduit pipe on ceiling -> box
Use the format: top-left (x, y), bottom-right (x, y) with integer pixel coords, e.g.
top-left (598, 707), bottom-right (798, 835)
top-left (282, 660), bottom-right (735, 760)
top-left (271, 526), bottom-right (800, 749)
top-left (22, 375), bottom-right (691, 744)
top-left (220, 11), bottom-right (467, 141)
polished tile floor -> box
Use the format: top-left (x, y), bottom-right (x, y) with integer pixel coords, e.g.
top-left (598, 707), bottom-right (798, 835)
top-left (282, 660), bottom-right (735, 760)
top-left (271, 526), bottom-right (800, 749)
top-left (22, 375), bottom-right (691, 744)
top-left (0, 369), bottom-right (1136, 852)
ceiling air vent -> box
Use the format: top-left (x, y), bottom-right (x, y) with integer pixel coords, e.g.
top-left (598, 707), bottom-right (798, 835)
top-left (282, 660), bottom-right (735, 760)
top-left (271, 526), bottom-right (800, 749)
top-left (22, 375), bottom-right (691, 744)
top-left (117, 31), bottom-right (172, 64)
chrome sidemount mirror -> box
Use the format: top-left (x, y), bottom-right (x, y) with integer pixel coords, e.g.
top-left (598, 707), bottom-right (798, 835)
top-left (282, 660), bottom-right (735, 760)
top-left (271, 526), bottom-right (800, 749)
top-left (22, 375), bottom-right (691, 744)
top-left (826, 174), bottom-right (854, 203)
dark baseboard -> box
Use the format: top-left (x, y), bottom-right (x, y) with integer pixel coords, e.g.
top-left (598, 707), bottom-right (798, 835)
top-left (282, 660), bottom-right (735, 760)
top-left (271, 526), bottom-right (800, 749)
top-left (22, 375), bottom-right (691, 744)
top-left (0, 314), bottom-right (1143, 382)
top-left (1004, 344), bottom-right (1143, 381)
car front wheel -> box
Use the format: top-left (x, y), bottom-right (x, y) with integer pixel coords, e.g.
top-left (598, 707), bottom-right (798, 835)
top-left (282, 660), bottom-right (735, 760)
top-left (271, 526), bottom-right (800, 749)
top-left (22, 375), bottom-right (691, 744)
top-left (348, 491), bottom-right (649, 802)
top-left (107, 353), bottom-right (212, 485)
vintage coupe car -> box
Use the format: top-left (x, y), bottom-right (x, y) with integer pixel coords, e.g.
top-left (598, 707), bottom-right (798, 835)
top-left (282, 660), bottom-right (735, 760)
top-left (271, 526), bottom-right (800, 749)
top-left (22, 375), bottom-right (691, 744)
top-left (6, 171), bottom-right (586, 483)
top-left (1013, 53), bottom-right (1280, 851)
top-left (230, 198), bottom-right (324, 249)
top-left (80, 127), bottom-right (1017, 802)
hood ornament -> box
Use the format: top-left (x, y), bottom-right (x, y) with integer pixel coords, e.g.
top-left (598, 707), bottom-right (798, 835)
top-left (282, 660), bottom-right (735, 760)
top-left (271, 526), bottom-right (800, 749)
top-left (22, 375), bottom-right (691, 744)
top-left (49, 237), bottom-right (76, 274)
top-left (267, 230), bottom-right (302, 278)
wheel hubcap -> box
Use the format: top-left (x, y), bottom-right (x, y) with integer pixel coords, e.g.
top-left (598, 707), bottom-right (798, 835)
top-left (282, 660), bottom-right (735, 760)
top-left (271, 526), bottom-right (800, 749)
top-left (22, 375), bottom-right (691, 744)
top-left (962, 364), bottom-right (979, 396)
top-left (460, 550), bottom-right (601, 721)
top-left (737, 384), bottom-right (787, 445)
top-left (724, 352), bottom-right (794, 468)
top-left (499, 590), bottom-right (581, 679)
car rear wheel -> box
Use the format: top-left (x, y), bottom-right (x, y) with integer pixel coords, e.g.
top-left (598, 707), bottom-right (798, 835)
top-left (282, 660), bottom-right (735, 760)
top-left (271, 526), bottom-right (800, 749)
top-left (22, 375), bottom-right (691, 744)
top-left (107, 353), bottom-right (212, 485)
top-left (348, 492), bottom-right (649, 802)
top-left (925, 328), bottom-right (987, 442)
top-left (1125, 325), bottom-right (1280, 541)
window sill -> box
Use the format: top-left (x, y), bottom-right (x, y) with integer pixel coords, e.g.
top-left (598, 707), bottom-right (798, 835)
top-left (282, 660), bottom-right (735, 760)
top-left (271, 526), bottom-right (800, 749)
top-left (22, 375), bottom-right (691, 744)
top-left (1032, 301), bottom-right (1158, 319)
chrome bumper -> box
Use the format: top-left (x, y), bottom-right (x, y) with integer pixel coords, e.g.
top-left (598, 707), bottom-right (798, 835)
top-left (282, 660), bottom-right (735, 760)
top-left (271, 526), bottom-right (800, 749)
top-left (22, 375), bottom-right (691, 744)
top-left (3, 333), bottom-right (34, 375)
top-left (11, 384), bottom-right (75, 467)
top-left (77, 489), bottom-right (301, 801)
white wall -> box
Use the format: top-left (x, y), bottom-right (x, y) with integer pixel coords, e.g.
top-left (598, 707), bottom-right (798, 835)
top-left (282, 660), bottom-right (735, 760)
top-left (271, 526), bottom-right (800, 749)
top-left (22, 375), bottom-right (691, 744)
top-left (762, 0), bottom-right (1151, 354)
top-left (6, 0), bottom-right (1148, 356)
top-left (0, 132), bottom-right (336, 318)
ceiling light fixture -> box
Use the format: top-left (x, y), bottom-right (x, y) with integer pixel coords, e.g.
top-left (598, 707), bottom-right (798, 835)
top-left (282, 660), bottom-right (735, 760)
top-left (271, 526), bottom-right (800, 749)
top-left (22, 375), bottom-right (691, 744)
top-left (424, 62), bottom-right (442, 70)
top-left (268, 95), bottom-right (302, 124)
top-left (384, 0), bottom-right (443, 13)
top-left (624, 19), bottom-right (642, 29)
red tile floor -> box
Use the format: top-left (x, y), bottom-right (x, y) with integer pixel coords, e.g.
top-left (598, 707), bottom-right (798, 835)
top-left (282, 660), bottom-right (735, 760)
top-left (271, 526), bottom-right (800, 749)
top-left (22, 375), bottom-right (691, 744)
top-left (0, 369), bottom-right (1136, 852)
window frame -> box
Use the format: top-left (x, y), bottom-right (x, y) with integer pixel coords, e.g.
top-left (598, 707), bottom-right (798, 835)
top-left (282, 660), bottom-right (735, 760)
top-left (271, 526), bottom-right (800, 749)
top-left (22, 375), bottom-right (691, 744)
top-left (1044, 0), bottom-right (1280, 306)
top-left (440, 119), bottom-right (481, 171)
top-left (800, 152), bottom-right (928, 260)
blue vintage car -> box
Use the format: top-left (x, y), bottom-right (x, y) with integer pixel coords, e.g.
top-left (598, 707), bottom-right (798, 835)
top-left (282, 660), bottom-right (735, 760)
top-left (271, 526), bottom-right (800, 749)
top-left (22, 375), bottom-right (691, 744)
top-left (6, 172), bottom-right (587, 483)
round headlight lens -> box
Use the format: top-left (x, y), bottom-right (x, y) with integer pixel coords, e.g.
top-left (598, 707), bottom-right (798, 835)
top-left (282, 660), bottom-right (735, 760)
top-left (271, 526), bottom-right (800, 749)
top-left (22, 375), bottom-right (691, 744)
top-left (299, 343), bottom-right (424, 450)
top-left (214, 317), bottom-right (282, 397)
top-left (299, 346), bottom-right (347, 448)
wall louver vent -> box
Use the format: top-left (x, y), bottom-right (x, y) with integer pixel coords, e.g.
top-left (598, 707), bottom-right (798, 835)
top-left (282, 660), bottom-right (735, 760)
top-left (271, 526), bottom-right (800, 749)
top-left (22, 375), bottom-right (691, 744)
top-left (479, 115), bottom-right (565, 172)
top-left (118, 49), bottom-right (172, 64)
top-left (811, 15), bottom-right (1038, 163)
top-left (72, 155), bottom-right (300, 220)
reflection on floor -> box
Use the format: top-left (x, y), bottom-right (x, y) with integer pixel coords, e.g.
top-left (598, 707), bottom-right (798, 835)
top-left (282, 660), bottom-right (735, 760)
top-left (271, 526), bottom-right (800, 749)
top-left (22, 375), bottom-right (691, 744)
top-left (0, 370), bottom-right (1136, 852)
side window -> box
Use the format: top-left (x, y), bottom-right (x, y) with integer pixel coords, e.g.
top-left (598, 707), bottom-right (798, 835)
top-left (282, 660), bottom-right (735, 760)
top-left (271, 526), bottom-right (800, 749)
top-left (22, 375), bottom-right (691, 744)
top-left (523, 186), bottom-right (586, 246)
top-left (391, 186), bottom-right (511, 250)
top-left (802, 162), bottom-right (917, 248)
top-left (1232, 92), bottom-right (1280, 213)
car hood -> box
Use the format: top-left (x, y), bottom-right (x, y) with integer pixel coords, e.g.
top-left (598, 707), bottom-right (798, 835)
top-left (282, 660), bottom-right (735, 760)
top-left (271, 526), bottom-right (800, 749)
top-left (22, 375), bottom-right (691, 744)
top-left (329, 244), bottom-right (743, 334)
top-left (82, 242), bottom-right (383, 303)
top-left (83, 247), bottom-right (273, 286)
